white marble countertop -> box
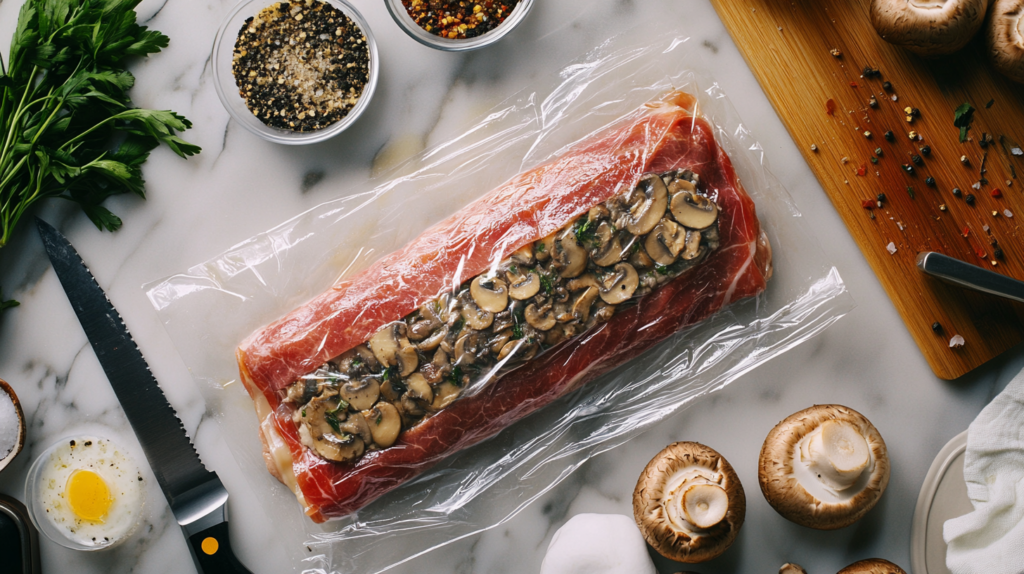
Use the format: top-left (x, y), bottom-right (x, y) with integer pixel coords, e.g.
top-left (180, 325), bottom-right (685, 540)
top-left (1, 0), bottom-right (1022, 573)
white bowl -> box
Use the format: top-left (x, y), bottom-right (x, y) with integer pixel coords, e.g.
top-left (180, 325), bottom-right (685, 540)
top-left (212, 0), bottom-right (379, 145)
top-left (25, 435), bottom-right (145, 551)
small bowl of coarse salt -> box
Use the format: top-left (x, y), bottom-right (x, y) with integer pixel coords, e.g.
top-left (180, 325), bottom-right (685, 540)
top-left (0, 379), bottom-right (26, 473)
top-left (212, 0), bottom-right (379, 145)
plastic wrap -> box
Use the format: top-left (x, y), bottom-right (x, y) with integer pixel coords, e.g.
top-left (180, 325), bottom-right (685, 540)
top-left (146, 33), bottom-right (852, 574)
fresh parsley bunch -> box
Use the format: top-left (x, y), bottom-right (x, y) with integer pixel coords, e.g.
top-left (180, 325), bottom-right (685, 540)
top-left (0, 0), bottom-right (200, 311)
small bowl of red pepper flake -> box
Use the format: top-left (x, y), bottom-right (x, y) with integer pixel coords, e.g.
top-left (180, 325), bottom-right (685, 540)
top-left (386, 0), bottom-right (533, 51)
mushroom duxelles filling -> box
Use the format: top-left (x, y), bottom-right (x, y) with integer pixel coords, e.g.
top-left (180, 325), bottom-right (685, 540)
top-left (286, 168), bottom-right (722, 463)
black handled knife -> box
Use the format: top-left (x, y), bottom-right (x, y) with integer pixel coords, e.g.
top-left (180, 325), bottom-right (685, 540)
top-left (36, 218), bottom-right (252, 574)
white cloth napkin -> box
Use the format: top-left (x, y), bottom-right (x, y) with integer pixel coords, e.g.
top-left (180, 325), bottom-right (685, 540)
top-left (540, 514), bottom-right (657, 574)
top-left (944, 369), bottom-right (1024, 574)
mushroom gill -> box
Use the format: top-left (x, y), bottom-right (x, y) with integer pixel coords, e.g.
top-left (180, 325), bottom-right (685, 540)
top-left (758, 404), bottom-right (890, 530)
top-left (633, 441), bottom-right (745, 563)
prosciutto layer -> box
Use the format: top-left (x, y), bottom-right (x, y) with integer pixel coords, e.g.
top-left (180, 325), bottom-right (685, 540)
top-left (237, 90), bottom-right (772, 522)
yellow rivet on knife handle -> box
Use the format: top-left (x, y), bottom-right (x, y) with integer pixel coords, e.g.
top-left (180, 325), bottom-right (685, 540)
top-left (202, 536), bottom-right (219, 555)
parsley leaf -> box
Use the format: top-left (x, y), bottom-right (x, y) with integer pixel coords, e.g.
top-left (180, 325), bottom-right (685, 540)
top-left (539, 272), bottom-right (554, 295)
top-left (449, 365), bottom-right (463, 387)
top-left (0, 0), bottom-right (200, 314)
top-left (954, 102), bottom-right (975, 143)
top-left (573, 215), bottom-right (596, 246)
top-left (0, 287), bottom-right (18, 312)
top-left (324, 411), bottom-right (342, 433)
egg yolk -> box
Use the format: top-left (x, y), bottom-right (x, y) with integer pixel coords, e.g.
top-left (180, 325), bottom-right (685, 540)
top-left (66, 470), bottom-right (112, 522)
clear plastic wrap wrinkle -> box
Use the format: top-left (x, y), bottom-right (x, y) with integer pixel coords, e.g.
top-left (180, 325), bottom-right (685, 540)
top-left (146, 33), bottom-right (852, 574)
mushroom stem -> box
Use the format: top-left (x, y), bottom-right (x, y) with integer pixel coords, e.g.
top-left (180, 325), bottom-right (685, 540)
top-left (682, 484), bottom-right (729, 529)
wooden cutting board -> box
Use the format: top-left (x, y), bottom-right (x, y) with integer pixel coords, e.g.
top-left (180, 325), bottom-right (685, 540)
top-left (711, 0), bottom-right (1024, 380)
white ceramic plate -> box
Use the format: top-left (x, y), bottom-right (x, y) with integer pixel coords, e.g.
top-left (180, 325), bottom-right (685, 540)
top-left (911, 430), bottom-right (974, 574)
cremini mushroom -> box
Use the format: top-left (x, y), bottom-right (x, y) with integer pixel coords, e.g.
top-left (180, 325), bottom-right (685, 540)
top-left (837, 558), bottom-right (907, 574)
top-left (586, 300), bottom-right (616, 329)
top-left (460, 298), bottom-right (495, 331)
top-left (623, 173), bottom-right (669, 235)
top-left (671, 191), bottom-right (719, 230)
top-left (758, 405), bottom-right (890, 530)
top-left (507, 270), bottom-right (541, 300)
top-left (454, 332), bottom-right (483, 365)
top-left (430, 381), bottom-right (462, 411)
top-left (870, 0), bottom-right (990, 56)
top-left (415, 325), bottom-right (448, 352)
top-left (408, 303), bottom-right (443, 341)
top-left (645, 220), bottom-right (687, 266)
top-left (339, 411), bottom-right (373, 445)
top-left (368, 323), bottom-right (419, 378)
top-left (571, 286), bottom-right (600, 323)
top-left (599, 262), bottom-right (639, 304)
top-left (629, 239), bottom-right (655, 269)
top-left (668, 177), bottom-right (697, 195)
top-left (334, 344), bottom-right (379, 374)
top-left (299, 393), bottom-right (365, 462)
top-left (525, 302), bottom-right (557, 331)
top-left (591, 221), bottom-right (624, 267)
top-left (470, 275), bottom-right (509, 313)
top-left (379, 378), bottom-right (403, 403)
top-left (510, 242), bottom-right (535, 264)
top-left (536, 233), bottom-right (555, 261)
top-left (362, 401), bottom-right (401, 447)
top-left (404, 373), bottom-right (434, 407)
top-left (987, 0), bottom-right (1024, 83)
top-left (780, 563), bottom-right (809, 574)
top-left (339, 377), bottom-right (380, 411)
top-left (680, 230), bottom-right (703, 261)
top-left (633, 442), bottom-right (746, 563)
top-left (553, 227), bottom-right (588, 278)
top-left (285, 377), bottom-right (319, 404)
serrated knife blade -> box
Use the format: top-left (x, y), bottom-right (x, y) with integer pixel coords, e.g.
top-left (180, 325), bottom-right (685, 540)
top-left (36, 218), bottom-right (251, 573)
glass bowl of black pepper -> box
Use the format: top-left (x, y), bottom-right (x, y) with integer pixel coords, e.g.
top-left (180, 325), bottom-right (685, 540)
top-left (213, 0), bottom-right (379, 144)
top-left (385, 0), bottom-right (534, 51)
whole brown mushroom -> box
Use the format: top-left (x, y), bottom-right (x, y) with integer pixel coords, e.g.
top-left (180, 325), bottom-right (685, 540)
top-left (837, 558), bottom-right (907, 574)
top-left (758, 405), bottom-right (890, 530)
top-left (633, 442), bottom-right (745, 563)
top-left (870, 0), bottom-right (991, 56)
top-left (987, 0), bottom-right (1024, 83)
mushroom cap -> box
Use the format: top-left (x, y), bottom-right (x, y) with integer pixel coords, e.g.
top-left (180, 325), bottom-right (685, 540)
top-left (870, 0), bottom-right (990, 56)
top-left (0, 378), bottom-right (25, 473)
top-left (758, 405), bottom-right (890, 530)
top-left (837, 558), bottom-right (907, 574)
top-left (632, 441), bottom-right (745, 563)
top-left (987, 0), bottom-right (1024, 83)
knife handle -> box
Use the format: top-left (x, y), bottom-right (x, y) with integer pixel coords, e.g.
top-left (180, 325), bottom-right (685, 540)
top-left (187, 521), bottom-right (253, 574)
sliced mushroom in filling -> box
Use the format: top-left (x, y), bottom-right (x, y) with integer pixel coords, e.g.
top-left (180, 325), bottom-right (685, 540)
top-left (286, 168), bottom-right (722, 462)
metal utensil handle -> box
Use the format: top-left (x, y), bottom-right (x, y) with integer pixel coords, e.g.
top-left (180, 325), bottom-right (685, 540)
top-left (916, 252), bottom-right (1024, 304)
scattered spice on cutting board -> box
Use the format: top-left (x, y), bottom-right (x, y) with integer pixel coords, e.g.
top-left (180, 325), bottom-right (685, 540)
top-left (402, 0), bottom-right (523, 40)
top-left (232, 0), bottom-right (370, 132)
